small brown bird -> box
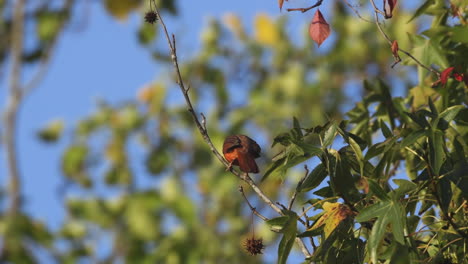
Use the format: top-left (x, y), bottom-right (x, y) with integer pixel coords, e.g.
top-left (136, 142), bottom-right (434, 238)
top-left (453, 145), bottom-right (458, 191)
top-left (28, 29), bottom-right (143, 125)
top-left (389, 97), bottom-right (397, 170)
top-left (223, 135), bottom-right (261, 173)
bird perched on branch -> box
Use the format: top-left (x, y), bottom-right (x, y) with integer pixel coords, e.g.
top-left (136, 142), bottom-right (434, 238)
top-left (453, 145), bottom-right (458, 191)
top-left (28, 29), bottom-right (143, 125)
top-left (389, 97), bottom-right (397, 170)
top-left (223, 135), bottom-right (261, 173)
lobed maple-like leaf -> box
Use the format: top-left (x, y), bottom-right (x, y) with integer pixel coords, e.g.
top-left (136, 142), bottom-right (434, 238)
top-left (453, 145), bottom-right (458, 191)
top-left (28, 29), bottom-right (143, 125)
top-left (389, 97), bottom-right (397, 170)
top-left (384, 0), bottom-right (398, 19)
top-left (309, 10), bottom-right (330, 47)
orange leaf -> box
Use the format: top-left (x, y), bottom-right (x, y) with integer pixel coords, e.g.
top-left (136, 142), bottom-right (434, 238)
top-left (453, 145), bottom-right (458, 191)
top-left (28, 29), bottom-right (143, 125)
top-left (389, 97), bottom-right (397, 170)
top-left (309, 10), bottom-right (330, 47)
top-left (384, 0), bottom-right (398, 19)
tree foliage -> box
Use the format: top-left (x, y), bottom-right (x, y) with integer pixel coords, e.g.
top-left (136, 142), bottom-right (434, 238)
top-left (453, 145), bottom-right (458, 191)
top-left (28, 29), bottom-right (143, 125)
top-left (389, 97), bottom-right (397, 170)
top-left (1, 0), bottom-right (468, 263)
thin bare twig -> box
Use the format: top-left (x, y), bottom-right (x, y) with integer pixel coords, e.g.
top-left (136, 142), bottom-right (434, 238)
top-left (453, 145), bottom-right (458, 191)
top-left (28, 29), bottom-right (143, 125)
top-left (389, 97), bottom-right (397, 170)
top-left (150, 0), bottom-right (313, 257)
top-left (342, 0), bottom-right (372, 22)
top-left (368, 0), bottom-right (440, 77)
top-left (287, 0), bottom-right (323, 13)
top-left (239, 186), bottom-right (269, 221)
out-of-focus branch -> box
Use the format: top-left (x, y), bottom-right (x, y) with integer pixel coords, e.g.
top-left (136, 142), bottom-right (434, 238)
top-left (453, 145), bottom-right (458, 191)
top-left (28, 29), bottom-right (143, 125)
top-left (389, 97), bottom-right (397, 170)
top-left (4, 0), bottom-right (26, 217)
top-left (23, 0), bottom-right (73, 95)
top-left (150, 0), bottom-right (311, 258)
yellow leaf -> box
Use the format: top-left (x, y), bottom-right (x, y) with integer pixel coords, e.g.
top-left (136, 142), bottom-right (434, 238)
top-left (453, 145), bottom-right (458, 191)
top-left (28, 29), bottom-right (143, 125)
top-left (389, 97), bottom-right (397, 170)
top-left (254, 13), bottom-right (280, 46)
top-left (307, 202), bottom-right (354, 238)
top-left (222, 13), bottom-right (245, 39)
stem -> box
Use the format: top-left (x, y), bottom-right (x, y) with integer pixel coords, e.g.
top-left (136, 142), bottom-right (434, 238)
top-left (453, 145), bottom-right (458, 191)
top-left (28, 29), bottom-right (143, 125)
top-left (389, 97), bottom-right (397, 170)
top-left (239, 186), bottom-right (269, 222)
top-left (287, 0), bottom-right (324, 13)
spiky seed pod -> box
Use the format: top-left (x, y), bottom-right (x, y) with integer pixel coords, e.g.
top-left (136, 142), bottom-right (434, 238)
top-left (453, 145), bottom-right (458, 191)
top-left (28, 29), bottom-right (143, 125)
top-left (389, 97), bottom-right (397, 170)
top-left (243, 237), bottom-right (264, 256)
top-left (144, 11), bottom-right (158, 24)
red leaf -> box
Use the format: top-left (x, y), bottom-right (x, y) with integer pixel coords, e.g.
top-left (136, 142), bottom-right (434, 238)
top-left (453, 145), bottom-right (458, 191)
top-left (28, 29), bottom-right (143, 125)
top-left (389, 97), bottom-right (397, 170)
top-left (453, 73), bottom-right (464, 82)
top-left (278, 0), bottom-right (284, 11)
top-left (384, 0), bottom-right (398, 19)
top-left (440, 67), bottom-right (455, 85)
top-left (309, 10), bottom-right (330, 47)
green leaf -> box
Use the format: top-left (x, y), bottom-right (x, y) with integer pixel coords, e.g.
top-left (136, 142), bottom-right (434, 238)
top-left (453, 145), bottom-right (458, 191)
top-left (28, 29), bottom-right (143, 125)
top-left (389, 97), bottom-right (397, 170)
top-left (428, 97), bottom-right (438, 116)
top-left (400, 129), bottom-right (426, 148)
top-left (407, 0), bottom-right (435, 22)
top-left (300, 163), bottom-right (328, 192)
top-left (368, 179), bottom-right (390, 201)
top-left (437, 177), bottom-right (452, 212)
top-left (407, 33), bottom-right (448, 69)
top-left (357, 199), bottom-right (406, 262)
top-left (37, 119), bottom-right (64, 143)
top-left (391, 179), bottom-right (417, 199)
top-left (138, 22), bottom-right (157, 45)
top-left (266, 216), bottom-right (290, 231)
top-left (272, 132), bottom-right (293, 147)
top-left (262, 143), bottom-right (322, 181)
top-left (146, 147), bottom-right (171, 175)
top-left (277, 212), bottom-right (298, 264)
top-left (105, 165), bottom-right (132, 185)
top-left (404, 111), bottom-right (430, 128)
top-left (439, 105), bottom-right (465, 123)
top-left (349, 137), bottom-right (364, 176)
top-left (313, 186), bottom-right (333, 198)
top-left (332, 151), bottom-right (362, 203)
top-left (447, 26), bottom-right (468, 43)
top-left (355, 202), bottom-right (388, 222)
top-left (323, 123), bottom-right (338, 148)
top-left (36, 11), bottom-right (65, 41)
top-left (368, 213), bottom-right (389, 263)
top-left (429, 130), bottom-right (445, 175)
top-left (380, 120), bottom-right (392, 138)
top-left (292, 116), bottom-right (303, 139)
top-left (61, 144), bottom-right (91, 187)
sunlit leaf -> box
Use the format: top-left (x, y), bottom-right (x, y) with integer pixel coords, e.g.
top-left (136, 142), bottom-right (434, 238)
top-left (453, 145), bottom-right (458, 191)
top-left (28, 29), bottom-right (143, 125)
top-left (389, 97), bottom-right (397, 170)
top-left (255, 13), bottom-right (280, 46)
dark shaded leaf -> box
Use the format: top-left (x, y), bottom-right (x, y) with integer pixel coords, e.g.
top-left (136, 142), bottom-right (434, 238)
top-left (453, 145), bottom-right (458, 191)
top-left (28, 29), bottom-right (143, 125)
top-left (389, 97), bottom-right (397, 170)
top-left (277, 212), bottom-right (298, 264)
top-left (300, 163), bottom-right (328, 192)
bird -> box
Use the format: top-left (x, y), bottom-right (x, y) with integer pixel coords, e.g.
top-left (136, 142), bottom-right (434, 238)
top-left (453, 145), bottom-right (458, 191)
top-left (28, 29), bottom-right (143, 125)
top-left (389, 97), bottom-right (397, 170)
top-left (223, 135), bottom-right (261, 173)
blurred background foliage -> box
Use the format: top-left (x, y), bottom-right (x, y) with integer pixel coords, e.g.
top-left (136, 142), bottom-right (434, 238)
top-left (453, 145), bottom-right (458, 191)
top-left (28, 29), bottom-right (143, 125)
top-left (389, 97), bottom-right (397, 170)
top-left (1, 0), bottom-right (467, 263)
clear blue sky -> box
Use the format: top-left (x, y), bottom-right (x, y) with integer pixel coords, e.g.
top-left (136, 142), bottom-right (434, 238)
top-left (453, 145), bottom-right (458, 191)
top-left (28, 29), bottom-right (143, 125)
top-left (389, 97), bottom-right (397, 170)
top-left (1, 0), bottom-right (421, 262)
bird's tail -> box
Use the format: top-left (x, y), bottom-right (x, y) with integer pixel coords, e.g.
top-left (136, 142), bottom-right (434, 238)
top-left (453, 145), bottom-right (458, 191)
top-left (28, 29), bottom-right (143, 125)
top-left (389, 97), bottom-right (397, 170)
top-left (237, 153), bottom-right (259, 173)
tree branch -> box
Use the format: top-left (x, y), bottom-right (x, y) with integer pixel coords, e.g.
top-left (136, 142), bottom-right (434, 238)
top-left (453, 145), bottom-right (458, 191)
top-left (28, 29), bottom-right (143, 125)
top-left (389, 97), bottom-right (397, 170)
top-left (150, 0), bottom-right (311, 258)
top-left (287, 0), bottom-right (323, 13)
top-left (4, 0), bottom-right (26, 217)
top-left (23, 0), bottom-right (73, 95)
